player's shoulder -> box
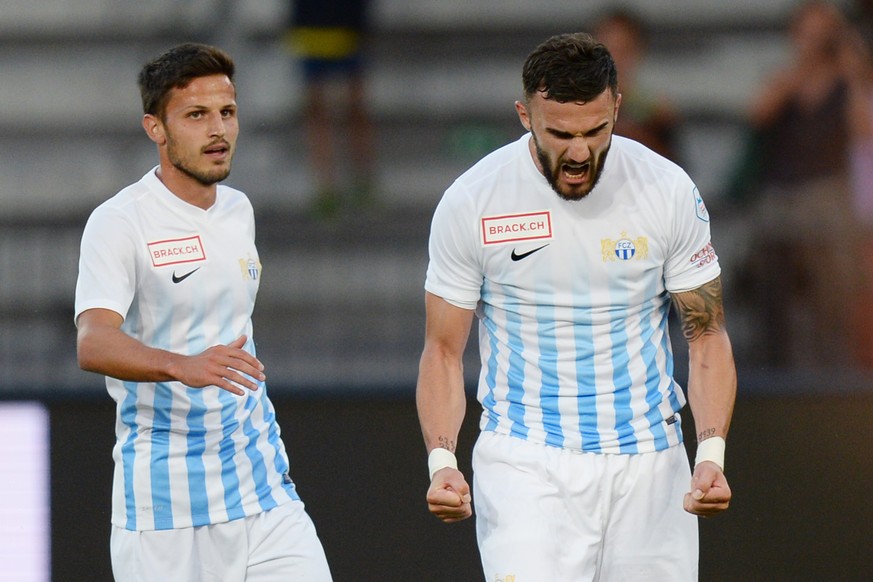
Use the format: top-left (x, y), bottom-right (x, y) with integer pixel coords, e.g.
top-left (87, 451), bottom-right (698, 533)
top-left (610, 136), bottom-right (696, 196)
top-left (440, 135), bottom-right (529, 210)
top-left (452, 135), bottom-right (528, 189)
top-left (80, 186), bottom-right (148, 252)
top-left (86, 172), bottom-right (154, 225)
top-left (214, 185), bottom-right (256, 234)
top-left (217, 184), bottom-right (251, 206)
top-left (612, 136), bottom-right (685, 175)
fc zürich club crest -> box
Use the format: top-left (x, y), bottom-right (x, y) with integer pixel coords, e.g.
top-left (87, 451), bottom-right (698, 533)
top-left (601, 232), bottom-right (649, 262)
top-left (239, 257), bottom-right (261, 280)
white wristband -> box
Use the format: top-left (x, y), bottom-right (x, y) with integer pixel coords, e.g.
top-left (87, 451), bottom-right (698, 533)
top-left (428, 448), bottom-right (458, 480)
top-left (694, 436), bottom-right (726, 471)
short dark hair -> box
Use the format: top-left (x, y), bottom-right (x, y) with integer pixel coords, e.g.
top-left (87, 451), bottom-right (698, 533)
top-left (522, 32), bottom-right (617, 103)
top-left (138, 43), bottom-right (235, 118)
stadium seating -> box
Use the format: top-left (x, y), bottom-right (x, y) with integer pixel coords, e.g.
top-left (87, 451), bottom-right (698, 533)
top-left (0, 0), bottom-right (807, 392)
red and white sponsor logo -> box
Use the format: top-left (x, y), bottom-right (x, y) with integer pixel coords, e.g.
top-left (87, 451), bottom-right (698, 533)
top-left (481, 211), bottom-right (553, 245)
top-left (148, 235), bottom-right (207, 267)
top-left (690, 242), bottom-right (717, 268)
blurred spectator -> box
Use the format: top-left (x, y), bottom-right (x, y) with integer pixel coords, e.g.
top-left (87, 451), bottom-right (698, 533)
top-left (286, 0), bottom-right (375, 218)
top-left (846, 0), bottom-right (873, 367)
top-left (847, 0), bottom-right (873, 224)
top-left (853, 0), bottom-right (873, 51)
top-left (593, 8), bottom-right (681, 161)
top-left (733, 1), bottom-right (873, 368)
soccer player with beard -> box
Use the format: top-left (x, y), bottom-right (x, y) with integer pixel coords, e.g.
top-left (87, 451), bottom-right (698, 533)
top-left (417, 32), bottom-right (736, 580)
top-left (74, 43), bottom-right (332, 581)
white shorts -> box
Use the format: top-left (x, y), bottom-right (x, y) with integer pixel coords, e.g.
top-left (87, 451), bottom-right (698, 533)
top-left (472, 431), bottom-right (697, 582)
top-left (110, 501), bottom-right (332, 582)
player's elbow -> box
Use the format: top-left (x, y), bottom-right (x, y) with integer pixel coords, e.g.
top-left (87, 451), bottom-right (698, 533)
top-left (419, 342), bottom-right (464, 378)
top-left (76, 330), bottom-right (107, 374)
top-left (75, 309), bottom-right (125, 374)
top-left (76, 339), bottom-right (99, 373)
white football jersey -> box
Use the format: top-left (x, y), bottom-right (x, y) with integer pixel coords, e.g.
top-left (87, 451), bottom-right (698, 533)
top-left (426, 135), bottom-right (721, 454)
top-left (75, 168), bottom-right (299, 531)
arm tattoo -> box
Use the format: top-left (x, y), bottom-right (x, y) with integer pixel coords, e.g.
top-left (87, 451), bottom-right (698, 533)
top-left (697, 427), bottom-right (717, 442)
top-left (438, 436), bottom-right (456, 453)
top-left (671, 277), bottom-right (726, 342)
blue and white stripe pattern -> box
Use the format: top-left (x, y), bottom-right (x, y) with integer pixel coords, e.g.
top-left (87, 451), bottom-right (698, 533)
top-left (76, 169), bottom-right (298, 531)
top-left (426, 135), bottom-right (720, 454)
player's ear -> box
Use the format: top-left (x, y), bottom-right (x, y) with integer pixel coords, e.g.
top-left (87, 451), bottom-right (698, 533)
top-left (142, 114), bottom-right (166, 145)
top-left (515, 100), bottom-right (532, 131)
top-left (613, 91), bottom-right (622, 124)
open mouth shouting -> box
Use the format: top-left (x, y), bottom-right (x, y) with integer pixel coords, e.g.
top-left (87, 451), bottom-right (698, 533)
top-left (562, 160), bottom-right (590, 185)
top-left (530, 129), bottom-right (611, 202)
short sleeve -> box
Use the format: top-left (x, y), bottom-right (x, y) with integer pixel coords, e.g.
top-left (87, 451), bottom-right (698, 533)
top-left (424, 185), bottom-right (483, 310)
top-left (74, 206), bottom-right (137, 324)
top-left (663, 178), bottom-right (721, 293)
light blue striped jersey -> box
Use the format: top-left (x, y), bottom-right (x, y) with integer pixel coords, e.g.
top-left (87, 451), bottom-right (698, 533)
top-left (75, 168), bottom-right (299, 531)
top-left (426, 135), bottom-right (721, 454)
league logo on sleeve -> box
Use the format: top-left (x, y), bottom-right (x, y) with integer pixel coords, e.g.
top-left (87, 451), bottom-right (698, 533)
top-left (693, 187), bottom-right (709, 222)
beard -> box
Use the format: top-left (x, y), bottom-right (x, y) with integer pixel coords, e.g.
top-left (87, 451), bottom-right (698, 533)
top-left (532, 132), bottom-right (610, 202)
top-left (165, 134), bottom-right (233, 186)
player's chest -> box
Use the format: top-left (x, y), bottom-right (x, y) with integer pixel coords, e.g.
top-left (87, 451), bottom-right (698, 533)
top-left (478, 207), bottom-right (666, 287)
top-left (135, 222), bottom-right (261, 300)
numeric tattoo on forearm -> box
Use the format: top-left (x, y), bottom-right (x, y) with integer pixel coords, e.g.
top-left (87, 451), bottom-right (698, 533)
top-left (698, 427), bottom-right (717, 442)
top-left (438, 436), bottom-right (456, 453)
top-left (672, 277), bottom-right (726, 342)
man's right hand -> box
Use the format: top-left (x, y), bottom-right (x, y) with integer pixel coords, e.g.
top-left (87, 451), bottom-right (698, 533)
top-left (426, 467), bottom-right (473, 523)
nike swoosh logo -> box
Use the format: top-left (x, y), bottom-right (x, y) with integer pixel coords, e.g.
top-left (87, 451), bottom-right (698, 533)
top-left (511, 244), bottom-right (549, 262)
top-left (172, 267), bottom-right (201, 283)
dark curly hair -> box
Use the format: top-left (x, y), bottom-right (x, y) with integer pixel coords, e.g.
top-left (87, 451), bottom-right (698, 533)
top-left (522, 32), bottom-right (617, 103)
top-left (138, 43), bottom-right (235, 119)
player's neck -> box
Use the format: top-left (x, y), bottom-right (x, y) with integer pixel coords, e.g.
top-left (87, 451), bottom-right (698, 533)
top-left (155, 165), bottom-right (217, 210)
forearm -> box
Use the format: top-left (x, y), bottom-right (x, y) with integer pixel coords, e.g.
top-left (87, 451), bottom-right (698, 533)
top-left (78, 323), bottom-right (181, 382)
top-left (682, 329), bottom-right (735, 515)
top-left (672, 276), bottom-right (736, 443)
top-left (417, 341), bottom-right (474, 522)
top-left (686, 329), bottom-right (736, 442)
top-left (416, 345), bottom-right (467, 454)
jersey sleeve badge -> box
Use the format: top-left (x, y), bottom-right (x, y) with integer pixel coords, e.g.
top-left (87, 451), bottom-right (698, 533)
top-left (693, 187), bottom-right (710, 222)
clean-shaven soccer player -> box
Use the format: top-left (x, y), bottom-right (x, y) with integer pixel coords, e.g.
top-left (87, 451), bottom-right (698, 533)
top-left (417, 32), bottom-right (736, 581)
top-left (75, 43), bottom-right (332, 581)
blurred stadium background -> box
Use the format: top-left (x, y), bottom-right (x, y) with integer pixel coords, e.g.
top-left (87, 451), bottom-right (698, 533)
top-left (1, 0), bottom-right (872, 580)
